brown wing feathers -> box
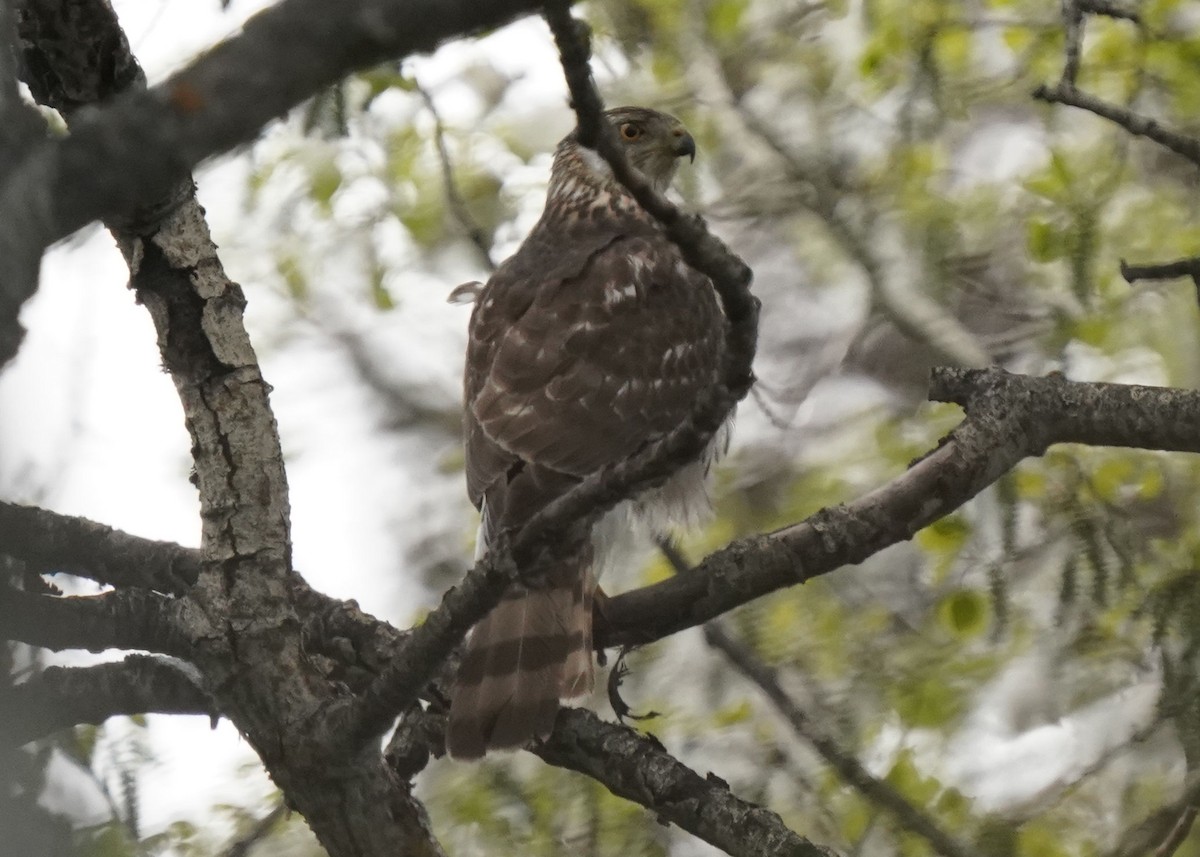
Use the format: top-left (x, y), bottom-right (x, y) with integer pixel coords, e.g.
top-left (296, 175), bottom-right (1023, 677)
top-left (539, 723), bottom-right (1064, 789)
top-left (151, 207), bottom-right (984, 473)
top-left (446, 108), bottom-right (723, 759)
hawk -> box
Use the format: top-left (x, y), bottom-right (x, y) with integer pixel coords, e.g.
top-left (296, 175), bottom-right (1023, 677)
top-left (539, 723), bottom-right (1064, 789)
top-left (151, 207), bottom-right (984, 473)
top-left (447, 106), bottom-right (727, 759)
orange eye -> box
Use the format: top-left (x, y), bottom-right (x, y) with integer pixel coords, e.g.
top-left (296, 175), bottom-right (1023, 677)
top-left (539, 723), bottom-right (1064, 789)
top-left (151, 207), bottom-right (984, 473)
top-left (619, 123), bottom-right (643, 141)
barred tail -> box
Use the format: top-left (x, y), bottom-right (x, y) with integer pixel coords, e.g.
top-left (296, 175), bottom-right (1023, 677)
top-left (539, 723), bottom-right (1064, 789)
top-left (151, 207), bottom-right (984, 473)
top-left (446, 564), bottom-right (594, 760)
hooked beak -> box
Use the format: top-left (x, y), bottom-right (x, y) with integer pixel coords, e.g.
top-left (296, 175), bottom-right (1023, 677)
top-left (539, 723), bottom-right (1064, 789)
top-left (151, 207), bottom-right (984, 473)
top-left (673, 132), bottom-right (696, 163)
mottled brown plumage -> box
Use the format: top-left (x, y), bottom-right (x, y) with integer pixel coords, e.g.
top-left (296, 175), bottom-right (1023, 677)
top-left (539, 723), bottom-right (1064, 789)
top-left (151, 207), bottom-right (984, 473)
top-left (447, 107), bottom-right (727, 759)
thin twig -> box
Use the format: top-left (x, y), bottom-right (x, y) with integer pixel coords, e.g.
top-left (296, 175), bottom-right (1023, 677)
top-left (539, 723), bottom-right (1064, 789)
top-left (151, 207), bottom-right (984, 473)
top-left (730, 101), bottom-right (990, 369)
top-left (412, 75), bottom-right (496, 271)
top-left (1061, 0), bottom-right (1084, 86)
top-left (705, 623), bottom-right (977, 857)
top-left (1154, 805), bottom-right (1198, 857)
top-left (1078, 0), bottom-right (1140, 23)
top-left (219, 803), bottom-right (287, 857)
top-left (658, 546), bottom-right (976, 857)
top-left (1121, 258), bottom-right (1200, 284)
top-left (1109, 771), bottom-right (1200, 857)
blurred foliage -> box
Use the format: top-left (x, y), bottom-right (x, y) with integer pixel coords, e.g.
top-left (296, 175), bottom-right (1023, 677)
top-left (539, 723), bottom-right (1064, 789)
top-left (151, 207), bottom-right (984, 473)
top-left (229, 0), bottom-right (1200, 853)
top-left (19, 0), bottom-right (1200, 854)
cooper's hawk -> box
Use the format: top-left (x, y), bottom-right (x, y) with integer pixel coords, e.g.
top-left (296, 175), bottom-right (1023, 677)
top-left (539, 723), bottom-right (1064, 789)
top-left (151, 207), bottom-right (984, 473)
top-left (447, 106), bottom-right (727, 759)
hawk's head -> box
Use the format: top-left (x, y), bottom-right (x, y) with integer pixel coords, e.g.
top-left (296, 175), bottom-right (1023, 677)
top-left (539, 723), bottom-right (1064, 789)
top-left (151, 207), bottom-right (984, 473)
top-left (554, 106), bottom-right (697, 197)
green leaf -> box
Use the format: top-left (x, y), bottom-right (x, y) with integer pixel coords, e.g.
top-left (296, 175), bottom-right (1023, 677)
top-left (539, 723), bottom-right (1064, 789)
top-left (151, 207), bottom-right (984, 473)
top-left (308, 160), bottom-right (342, 208)
top-left (916, 515), bottom-right (970, 555)
top-left (1027, 218), bottom-right (1064, 263)
top-left (713, 700), bottom-right (752, 726)
top-left (1017, 820), bottom-right (1072, 857)
top-left (937, 590), bottom-right (989, 637)
top-left (277, 255), bottom-right (308, 303)
top-left (890, 674), bottom-right (963, 728)
top-left (707, 0), bottom-right (746, 39)
top-left (885, 750), bottom-right (942, 805)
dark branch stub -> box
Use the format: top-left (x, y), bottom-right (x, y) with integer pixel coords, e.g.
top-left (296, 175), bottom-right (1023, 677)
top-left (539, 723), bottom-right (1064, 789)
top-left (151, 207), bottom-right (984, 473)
top-left (1120, 257), bottom-right (1200, 308)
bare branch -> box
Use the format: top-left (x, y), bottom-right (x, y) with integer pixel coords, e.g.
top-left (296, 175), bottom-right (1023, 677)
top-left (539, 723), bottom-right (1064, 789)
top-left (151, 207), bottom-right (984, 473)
top-left (0, 501), bottom-right (199, 594)
top-left (1, 655), bottom-right (215, 748)
top-left (379, 702), bottom-right (842, 855)
top-left (1060, 0), bottom-right (1084, 87)
top-left (599, 368), bottom-right (1200, 648)
top-left (0, 587), bottom-right (189, 655)
top-left (1032, 83), bottom-right (1200, 167)
top-left (537, 708), bottom-right (839, 857)
top-left (1078, 0), bottom-right (1140, 22)
top-left (1121, 256), bottom-right (1200, 308)
top-left (332, 549), bottom-right (514, 748)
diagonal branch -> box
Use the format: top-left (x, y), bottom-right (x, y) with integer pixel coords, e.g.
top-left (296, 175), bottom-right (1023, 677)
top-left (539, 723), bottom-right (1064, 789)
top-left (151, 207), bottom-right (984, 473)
top-left (1078, 0), bottom-right (1140, 23)
top-left (379, 703), bottom-right (843, 855)
top-left (218, 803), bottom-right (287, 857)
top-left (704, 622), bottom-right (975, 857)
top-left (1, 654), bottom-right (216, 748)
top-left (537, 708), bottom-right (839, 857)
top-left (0, 501), bottom-right (199, 595)
top-left (1153, 805), bottom-right (1198, 857)
top-left (1032, 83), bottom-right (1200, 167)
top-left (342, 365), bottom-right (1200, 747)
top-left (598, 367), bottom-right (1200, 648)
top-left (1108, 771), bottom-right (1200, 857)
top-left (413, 75), bottom-right (497, 271)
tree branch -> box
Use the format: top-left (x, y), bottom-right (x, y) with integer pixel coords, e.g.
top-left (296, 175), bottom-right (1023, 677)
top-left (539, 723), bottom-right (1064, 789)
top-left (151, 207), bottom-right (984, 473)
top-left (0, 587), bottom-right (188, 655)
top-left (1060, 0), bottom-right (1084, 87)
top-left (1077, 0), bottom-right (1140, 23)
top-left (598, 368), bottom-right (1200, 647)
top-left (537, 708), bottom-right (839, 857)
top-left (1032, 83), bottom-right (1200, 167)
top-left (1120, 256), bottom-right (1200, 307)
top-left (1109, 771), bottom-right (1200, 857)
top-left (0, 501), bottom-right (199, 594)
top-left (0, 0), bottom-right (51, 368)
top-left (1153, 805), bottom-right (1198, 857)
top-left (0, 0), bottom-right (563, 367)
top-left (1, 654), bottom-right (215, 748)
